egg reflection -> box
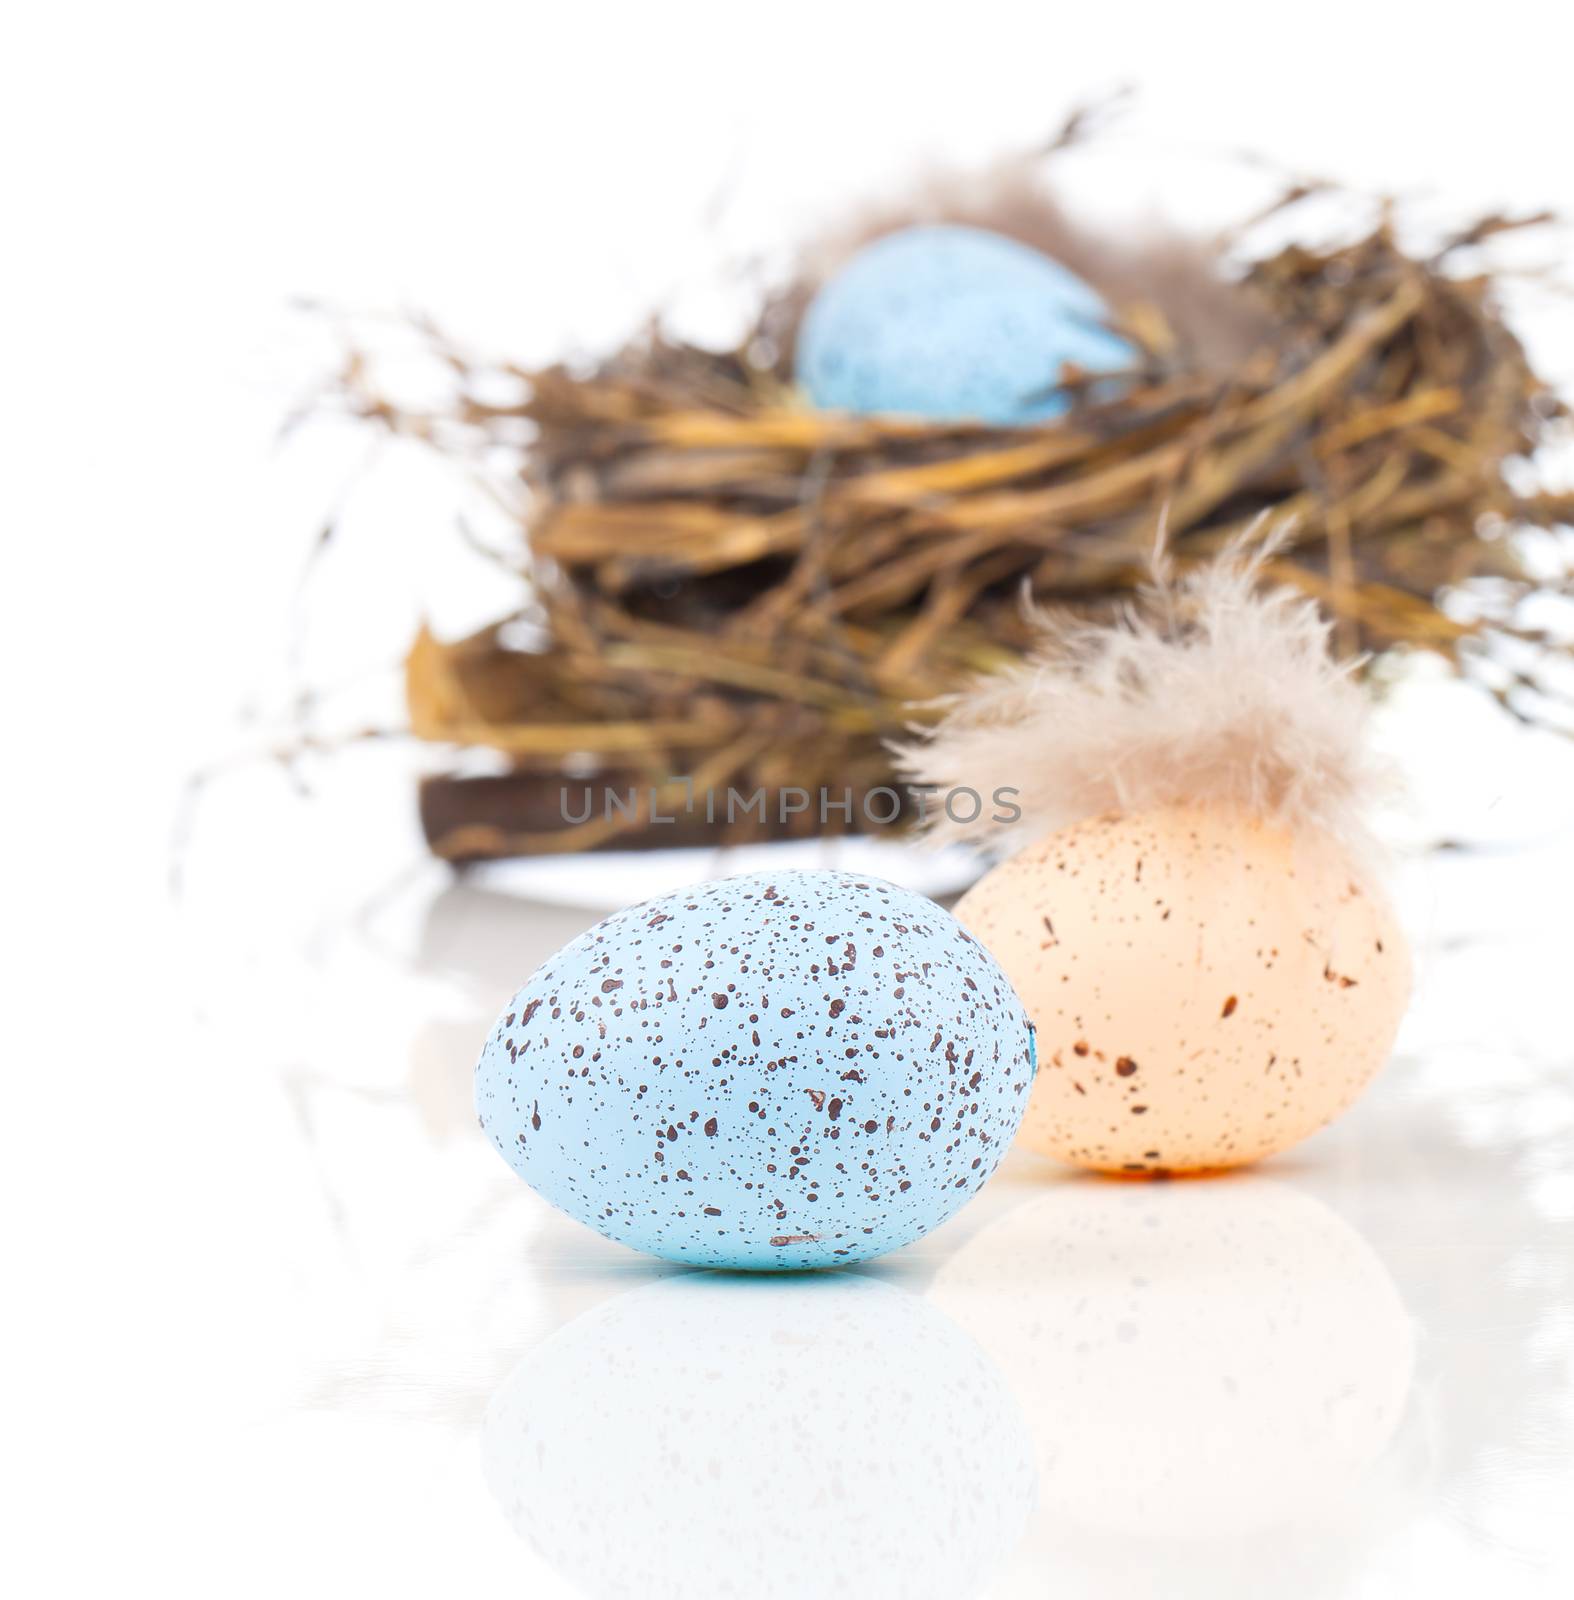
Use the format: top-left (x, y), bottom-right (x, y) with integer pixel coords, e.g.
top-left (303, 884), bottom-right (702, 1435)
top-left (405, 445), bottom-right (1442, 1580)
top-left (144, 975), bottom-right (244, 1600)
top-left (929, 1175), bottom-right (1414, 1541)
top-left (483, 1270), bottom-right (1035, 1598)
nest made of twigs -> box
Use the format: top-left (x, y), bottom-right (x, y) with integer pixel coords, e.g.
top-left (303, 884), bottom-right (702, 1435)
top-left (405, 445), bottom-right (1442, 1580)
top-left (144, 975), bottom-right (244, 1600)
top-left (332, 162), bottom-right (1574, 863)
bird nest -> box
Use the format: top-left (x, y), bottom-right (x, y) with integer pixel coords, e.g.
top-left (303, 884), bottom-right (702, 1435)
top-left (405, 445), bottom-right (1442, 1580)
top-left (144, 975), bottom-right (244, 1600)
top-left (330, 165), bottom-right (1573, 862)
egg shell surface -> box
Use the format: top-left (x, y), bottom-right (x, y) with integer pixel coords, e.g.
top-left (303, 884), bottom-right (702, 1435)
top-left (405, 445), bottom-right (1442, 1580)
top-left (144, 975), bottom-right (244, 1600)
top-left (476, 869), bottom-right (1036, 1269)
top-left (955, 807), bottom-right (1410, 1173)
top-left (797, 223), bottom-right (1134, 424)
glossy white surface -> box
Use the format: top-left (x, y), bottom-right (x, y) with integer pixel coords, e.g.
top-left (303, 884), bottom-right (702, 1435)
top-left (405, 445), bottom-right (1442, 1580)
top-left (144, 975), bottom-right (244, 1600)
top-left (22, 746), bottom-right (1560, 1600)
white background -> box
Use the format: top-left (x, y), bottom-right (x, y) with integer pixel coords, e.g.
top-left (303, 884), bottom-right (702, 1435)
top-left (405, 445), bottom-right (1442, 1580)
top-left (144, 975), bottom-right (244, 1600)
top-left (5, 4), bottom-right (1574, 1596)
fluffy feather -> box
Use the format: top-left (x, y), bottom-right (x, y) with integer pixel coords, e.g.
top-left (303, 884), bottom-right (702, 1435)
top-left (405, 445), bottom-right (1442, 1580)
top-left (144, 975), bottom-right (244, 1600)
top-left (891, 525), bottom-right (1395, 866)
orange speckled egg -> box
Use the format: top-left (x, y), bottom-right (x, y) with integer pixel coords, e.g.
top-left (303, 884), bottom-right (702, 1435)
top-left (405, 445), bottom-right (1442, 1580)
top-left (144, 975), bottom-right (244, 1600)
top-left (955, 806), bottom-right (1410, 1173)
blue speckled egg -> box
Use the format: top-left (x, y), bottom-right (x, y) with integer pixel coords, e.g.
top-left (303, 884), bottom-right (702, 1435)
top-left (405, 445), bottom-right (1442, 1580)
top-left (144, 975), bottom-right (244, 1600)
top-left (797, 223), bottom-right (1134, 424)
top-left (475, 868), bottom-right (1035, 1269)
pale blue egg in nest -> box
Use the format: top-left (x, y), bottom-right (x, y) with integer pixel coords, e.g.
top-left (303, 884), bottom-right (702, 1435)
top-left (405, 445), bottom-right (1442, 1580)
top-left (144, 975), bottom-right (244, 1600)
top-left (475, 869), bottom-right (1035, 1269)
top-left (797, 223), bottom-right (1135, 424)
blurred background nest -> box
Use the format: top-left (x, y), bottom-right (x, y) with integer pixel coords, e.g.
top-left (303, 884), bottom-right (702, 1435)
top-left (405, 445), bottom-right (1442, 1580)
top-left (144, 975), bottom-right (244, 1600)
top-left (329, 149), bottom-right (1574, 863)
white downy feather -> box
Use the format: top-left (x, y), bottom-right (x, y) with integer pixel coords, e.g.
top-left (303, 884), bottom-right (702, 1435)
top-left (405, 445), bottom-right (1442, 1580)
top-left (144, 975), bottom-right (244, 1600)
top-left (891, 522), bottom-right (1396, 867)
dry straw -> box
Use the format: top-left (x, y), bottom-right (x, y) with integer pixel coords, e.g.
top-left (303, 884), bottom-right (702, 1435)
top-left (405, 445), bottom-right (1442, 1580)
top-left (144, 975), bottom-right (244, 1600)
top-left (328, 133), bottom-right (1574, 861)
